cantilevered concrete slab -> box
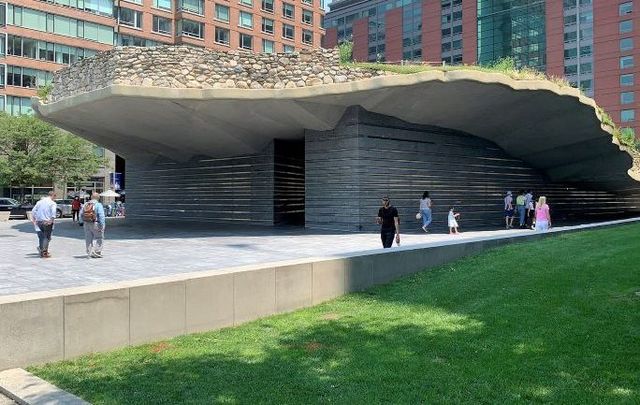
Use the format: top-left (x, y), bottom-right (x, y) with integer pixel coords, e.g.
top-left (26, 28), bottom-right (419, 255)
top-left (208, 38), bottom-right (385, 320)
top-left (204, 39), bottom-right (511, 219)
top-left (34, 52), bottom-right (639, 196)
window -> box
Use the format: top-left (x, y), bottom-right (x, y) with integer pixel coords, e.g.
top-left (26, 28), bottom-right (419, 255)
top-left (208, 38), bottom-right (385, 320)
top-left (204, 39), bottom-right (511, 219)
top-left (621, 73), bottom-right (634, 86)
top-left (116, 34), bottom-right (161, 46)
top-left (215, 4), bottom-right (229, 22)
top-left (118, 8), bottom-right (143, 28)
top-left (153, 15), bottom-right (171, 34)
top-left (179, 0), bottom-right (205, 15)
top-left (178, 19), bottom-right (204, 38)
top-left (620, 20), bottom-right (633, 33)
top-left (283, 3), bottom-right (294, 19)
top-left (621, 109), bottom-right (635, 122)
top-left (620, 2), bottom-right (632, 15)
top-left (262, 17), bottom-right (274, 34)
top-left (6, 65), bottom-right (52, 88)
top-left (621, 56), bottom-right (634, 69)
top-left (239, 0), bottom-right (253, 6)
top-left (262, 0), bottom-right (274, 12)
top-left (154, 0), bottom-right (172, 10)
top-left (579, 27), bottom-right (592, 40)
top-left (6, 96), bottom-right (33, 115)
top-left (621, 38), bottom-right (633, 51)
top-left (282, 23), bottom-right (294, 39)
top-left (564, 48), bottom-right (577, 59)
top-left (580, 45), bottom-right (592, 57)
top-left (239, 11), bottom-right (253, 29)
top-left (564, 14), bottom-right (577, 26)
top-left (239, 33), bottom-right (252, 49)
top-left (580, 62), bottom-right (592, 74)
top-left (302, 9), bottom-right (313, 25)
top-left (215, 27), bottom-right (230, 44)
top-left (283, 44), bottom-right (294, 53)
top-left (579, 11), bottom-right (592, 23)
top-left (579, 80), bottom-right (592, 91)
top-left (564, 31), bottom-right (577, 42)
top-left (564, 65), bottom-right (577, 75)
top-left (262, 39), bottom-right (274, 53)
top-left (621, 92), bottom-right (635, 104)
top-left (302, 29), bottom-right (313, 45)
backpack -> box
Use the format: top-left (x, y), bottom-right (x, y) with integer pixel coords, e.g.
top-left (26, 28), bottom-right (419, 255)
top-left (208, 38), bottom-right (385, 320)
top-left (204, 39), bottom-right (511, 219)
top-left (83, 202), bottom-right (97, 222)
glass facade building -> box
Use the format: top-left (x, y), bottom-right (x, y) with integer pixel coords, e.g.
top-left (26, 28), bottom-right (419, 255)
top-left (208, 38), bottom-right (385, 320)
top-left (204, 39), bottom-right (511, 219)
top-left (477, 0), bottom-right (546, 69)
top-left (324, 0), bottom-right (638, 136)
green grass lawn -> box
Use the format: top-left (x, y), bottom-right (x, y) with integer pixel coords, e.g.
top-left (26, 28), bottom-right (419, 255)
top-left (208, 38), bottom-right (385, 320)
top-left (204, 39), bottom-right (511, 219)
top-left (30, 223), bottom-right (640, 404)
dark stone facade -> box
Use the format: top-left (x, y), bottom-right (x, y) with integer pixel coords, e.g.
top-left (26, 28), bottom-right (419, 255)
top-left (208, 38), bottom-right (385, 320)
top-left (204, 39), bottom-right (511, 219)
top-left (305, 107), bottom-right (639, 232)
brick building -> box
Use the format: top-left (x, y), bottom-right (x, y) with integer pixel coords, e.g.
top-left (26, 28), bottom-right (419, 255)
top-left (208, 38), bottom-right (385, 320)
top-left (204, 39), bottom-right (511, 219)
top-left (0, 0), bottom-right (325, 197)
top-left (324, 0), bottom-right (639, 135)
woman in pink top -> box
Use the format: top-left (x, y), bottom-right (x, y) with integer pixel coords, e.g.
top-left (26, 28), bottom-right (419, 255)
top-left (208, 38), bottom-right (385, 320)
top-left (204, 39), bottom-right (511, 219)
top-left (534, 196), bottom-right (551, 231)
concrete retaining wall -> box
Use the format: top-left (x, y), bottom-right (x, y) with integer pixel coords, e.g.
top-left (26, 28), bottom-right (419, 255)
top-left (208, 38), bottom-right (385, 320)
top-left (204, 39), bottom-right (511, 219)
top-left (2, 220), bottom-right (634, 371)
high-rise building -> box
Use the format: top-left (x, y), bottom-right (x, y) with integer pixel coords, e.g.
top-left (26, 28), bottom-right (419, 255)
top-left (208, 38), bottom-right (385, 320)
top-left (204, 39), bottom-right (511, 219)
top-left (324, 0), bottom-right (639, 135)
top-left (0, 0), bottom-right (325, 198)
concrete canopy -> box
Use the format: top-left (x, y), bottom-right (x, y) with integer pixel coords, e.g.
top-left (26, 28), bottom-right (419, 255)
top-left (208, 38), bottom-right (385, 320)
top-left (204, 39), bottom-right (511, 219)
top-left (34, 69), bottom-right (640, 195)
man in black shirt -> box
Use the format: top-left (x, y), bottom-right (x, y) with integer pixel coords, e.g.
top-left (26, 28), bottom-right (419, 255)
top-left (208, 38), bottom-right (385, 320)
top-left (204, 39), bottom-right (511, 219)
top-left (376, 196), bottom-right (400, 248)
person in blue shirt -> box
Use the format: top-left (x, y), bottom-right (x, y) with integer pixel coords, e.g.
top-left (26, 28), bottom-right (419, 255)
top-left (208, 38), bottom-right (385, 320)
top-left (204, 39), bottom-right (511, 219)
top-left (79, 192), bottom-right (106, 258)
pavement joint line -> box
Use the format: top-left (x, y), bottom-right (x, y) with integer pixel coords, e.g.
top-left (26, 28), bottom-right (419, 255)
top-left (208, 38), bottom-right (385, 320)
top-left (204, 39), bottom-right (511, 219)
top-left (0, 368), bottom-right (88, 405)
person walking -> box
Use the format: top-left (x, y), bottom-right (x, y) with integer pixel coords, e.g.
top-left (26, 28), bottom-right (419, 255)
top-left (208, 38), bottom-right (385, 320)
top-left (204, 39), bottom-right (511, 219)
top-left (534, 196), bottom-right (552, 232)
top-left (504, 191), bottom-right (514, 229)
top-left (516, 190), bottom-right (527, 228)
top-left (79, 192), bottom-right (106, 258)
top-left (419, 191), bottom-right (432, 233)
top-left (31, 191), bottom-right (57, 258)
top-left (376, 196), bottom-right (400, 248)
top-left (524, 189), bottom-right (534, 229)
top-left (448, 206), bottom-right (461, 234)
top-left (71, 196), bottom-right (81, 222)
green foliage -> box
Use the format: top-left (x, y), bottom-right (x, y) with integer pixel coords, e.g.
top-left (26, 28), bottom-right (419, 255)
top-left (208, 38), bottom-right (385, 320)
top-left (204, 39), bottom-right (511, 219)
top-left (487, 56), bottom-right (517, 71)
top-left (338, 41), bottom-right (353, 63)
top-left (0, 113), bottom-right (106, 188)
top-left (30, 223), bottom-right (640, 404)
top-left (37, 83), bottom-right (54, 100)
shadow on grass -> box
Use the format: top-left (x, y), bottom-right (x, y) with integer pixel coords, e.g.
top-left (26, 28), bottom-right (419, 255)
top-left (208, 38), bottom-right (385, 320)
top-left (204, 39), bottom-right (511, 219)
top-left (32, 225), bottom-right (640, 404)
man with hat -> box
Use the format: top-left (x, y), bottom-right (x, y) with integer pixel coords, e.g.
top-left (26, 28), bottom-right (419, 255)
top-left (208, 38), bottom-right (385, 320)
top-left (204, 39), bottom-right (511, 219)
top-left (376, 195), bottom-right (400, 248)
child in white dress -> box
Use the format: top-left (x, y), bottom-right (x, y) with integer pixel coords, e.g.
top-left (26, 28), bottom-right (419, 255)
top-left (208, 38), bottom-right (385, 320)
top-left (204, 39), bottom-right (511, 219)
top-left (448, 207), bottom-right (460, 234)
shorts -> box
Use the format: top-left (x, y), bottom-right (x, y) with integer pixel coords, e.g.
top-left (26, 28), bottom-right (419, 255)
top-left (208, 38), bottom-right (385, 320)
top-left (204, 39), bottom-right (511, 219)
top-left (505, 209), bottom-right (514, 217)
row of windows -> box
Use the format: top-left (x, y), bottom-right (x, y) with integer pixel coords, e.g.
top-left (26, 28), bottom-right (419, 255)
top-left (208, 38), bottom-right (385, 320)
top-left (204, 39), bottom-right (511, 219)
top-left (212, 4), bottom-right (316, 27)
top-left (0, 96), bottom-right (32, 116)
top-left (4, 65), bottom-right (54, 88)
top-left (211, 29), bottom-right (295, 52)
top-left (563, 45), bottom-right (591, 59)
top-left (116, 33), bottom-right (164, 46)
top-left (40, 0), bottom-right (114, 17)
top-left (564, 62), bottom-right (591, 75)
top-left (7, 5), bottom-right (114, 45)
top-left (563, 0), bottom-right (592, 8)
top-left (4, 34), bottom-right (98, 65)
top-left (563, 28), bottom-right (592, 43)
top-left (178, 0), bottom-right (321, 18)
top-left (177, 18), bottom-right (314, 44)
top-left (563, 11), bottom-right (592, 26)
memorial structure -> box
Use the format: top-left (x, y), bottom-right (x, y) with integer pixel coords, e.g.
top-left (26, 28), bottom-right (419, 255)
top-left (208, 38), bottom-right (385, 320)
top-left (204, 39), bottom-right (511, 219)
top-left (34, 46), bottom-right (640, 231)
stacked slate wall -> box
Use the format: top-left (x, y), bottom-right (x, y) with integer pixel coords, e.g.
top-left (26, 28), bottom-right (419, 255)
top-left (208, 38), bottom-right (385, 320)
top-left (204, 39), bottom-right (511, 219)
top-left (306, 107), bottom-right (639, 232)
top-left (126, 146), bottom-right (275, 224)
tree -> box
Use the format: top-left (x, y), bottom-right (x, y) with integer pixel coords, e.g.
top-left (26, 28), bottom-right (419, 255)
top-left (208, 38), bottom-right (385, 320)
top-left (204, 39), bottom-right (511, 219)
top-left (0, 113), bottom-right (106, 196)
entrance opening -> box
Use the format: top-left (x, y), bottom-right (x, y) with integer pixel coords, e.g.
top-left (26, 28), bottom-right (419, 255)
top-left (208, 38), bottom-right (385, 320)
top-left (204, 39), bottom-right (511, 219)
top-left (274, 139), bottom-right (305, 226)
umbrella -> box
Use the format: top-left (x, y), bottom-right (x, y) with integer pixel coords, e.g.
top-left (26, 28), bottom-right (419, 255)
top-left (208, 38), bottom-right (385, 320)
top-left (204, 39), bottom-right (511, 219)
top-left (100, 190), bottom-right (120, 197)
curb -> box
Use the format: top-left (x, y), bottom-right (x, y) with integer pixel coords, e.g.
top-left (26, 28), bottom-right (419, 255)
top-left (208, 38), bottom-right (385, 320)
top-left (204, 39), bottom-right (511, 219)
top-left (0, 369), bottom-right (88, 405)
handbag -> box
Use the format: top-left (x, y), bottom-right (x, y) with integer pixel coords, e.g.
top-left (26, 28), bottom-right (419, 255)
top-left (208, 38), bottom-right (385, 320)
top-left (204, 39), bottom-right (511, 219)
top-left (415, 212), bottom-right (422, 220)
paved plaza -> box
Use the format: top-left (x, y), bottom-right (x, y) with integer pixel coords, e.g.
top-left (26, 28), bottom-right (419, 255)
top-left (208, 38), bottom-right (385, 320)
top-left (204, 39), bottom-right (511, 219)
top-left (1, 217), bottom-right (639, 297)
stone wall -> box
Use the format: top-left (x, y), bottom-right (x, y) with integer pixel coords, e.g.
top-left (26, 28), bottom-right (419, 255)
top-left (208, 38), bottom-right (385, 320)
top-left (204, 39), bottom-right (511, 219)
top-left (306, 107), bottom-right (640, 231)
top-left (49, 47), bottom-right (388, 102)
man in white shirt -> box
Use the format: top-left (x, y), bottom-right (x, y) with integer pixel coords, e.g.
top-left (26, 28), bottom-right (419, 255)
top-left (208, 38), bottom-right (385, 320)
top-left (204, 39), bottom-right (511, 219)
top-left (31, 190), bottom-right (58, 258)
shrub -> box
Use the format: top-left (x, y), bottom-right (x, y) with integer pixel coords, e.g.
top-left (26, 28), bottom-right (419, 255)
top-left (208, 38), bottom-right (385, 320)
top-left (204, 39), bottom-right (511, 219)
top-left (339, 42), bottom-right (353, 63)
top-left (37, 84), bottom-right (54, 100)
